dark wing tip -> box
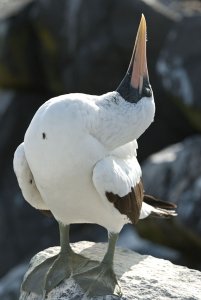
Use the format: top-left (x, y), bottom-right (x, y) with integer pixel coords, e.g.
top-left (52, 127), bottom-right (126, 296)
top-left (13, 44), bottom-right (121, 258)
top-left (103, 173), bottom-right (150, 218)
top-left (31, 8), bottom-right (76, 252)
top-left (105, 181), bottom-right (144, 225)
top-left (144, 194), bottom-right (177, 209)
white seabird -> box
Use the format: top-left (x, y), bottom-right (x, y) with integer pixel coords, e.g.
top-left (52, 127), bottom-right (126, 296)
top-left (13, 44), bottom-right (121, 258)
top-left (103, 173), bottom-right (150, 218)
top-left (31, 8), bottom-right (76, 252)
top-left (13, 15), bottom-right (177, 298)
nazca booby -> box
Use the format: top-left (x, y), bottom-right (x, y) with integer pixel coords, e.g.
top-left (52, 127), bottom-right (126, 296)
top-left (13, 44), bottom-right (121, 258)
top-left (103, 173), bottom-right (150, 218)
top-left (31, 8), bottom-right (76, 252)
top-left (13, 15), bottom-right (177, 298)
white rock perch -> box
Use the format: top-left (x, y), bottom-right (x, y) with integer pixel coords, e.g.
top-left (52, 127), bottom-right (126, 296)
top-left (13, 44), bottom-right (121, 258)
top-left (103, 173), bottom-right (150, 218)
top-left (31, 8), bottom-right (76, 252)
top-left (20, 242), bottom-right (201, 300)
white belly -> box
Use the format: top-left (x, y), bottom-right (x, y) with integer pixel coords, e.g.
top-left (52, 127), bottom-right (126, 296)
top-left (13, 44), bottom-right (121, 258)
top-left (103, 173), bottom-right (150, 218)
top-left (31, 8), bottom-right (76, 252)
top-left (24, 101), bottom-right (127, 233)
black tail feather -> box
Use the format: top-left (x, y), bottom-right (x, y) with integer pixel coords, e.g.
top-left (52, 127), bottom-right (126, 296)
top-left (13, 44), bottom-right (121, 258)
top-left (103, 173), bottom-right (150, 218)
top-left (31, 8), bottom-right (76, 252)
top-left (143, 194), bottom-right (177, 218)
top-left (144, 194), bottom-right (177, 210)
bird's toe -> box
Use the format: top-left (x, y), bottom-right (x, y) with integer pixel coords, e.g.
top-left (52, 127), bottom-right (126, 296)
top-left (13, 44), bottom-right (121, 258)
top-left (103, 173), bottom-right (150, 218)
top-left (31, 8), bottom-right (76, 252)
top-left (74, 262), bottom-right (122, 297)
top-left (44, 253), bottom-right (71, 293)
top-left (22, 254), bottom-right (58, 295)
top-left (71, 252), bottom-right (99, 274)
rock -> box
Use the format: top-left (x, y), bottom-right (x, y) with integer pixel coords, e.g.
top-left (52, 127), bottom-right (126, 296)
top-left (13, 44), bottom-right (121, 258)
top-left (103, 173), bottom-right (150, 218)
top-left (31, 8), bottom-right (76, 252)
top-left (138, 135), bottom-right (201, 270)
top-left (0, 232), bottom-right (181, 300)
top-left (19, 241), bottom-right (201, 300)
top-left (0, 263), bottom-right (27, 300)
top-left (0, 0), bottom-right (33, 19)
top-left (0, 230), bottom-right (181, 300)
top-left (118, 225), bottom-right (181, 264)
top-left (157, 8), bottom-right (201, 131)
top-left (0, 0), bottom-right (180, 95)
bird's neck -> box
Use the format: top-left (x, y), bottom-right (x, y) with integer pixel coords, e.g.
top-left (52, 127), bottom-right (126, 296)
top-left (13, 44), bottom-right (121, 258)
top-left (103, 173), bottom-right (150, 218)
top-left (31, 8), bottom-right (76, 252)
top-left (91, 92), bottom-right (155, 150)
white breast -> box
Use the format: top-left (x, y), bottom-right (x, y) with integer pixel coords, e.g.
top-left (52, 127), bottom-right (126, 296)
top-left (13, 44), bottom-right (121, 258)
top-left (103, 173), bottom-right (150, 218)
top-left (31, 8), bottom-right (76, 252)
top-left (22, 92), bottom-right (150, 233)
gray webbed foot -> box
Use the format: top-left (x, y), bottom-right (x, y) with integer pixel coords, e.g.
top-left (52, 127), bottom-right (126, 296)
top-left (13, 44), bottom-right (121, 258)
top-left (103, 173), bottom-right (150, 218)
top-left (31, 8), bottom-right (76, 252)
top-left (74, 262), bottom-right (122, 298)
top-left (44, 252), bottom-right (71, 294)
top-left (70, 252), bottom-right (99, 274)
top-left (22, 254), bottom-right (58, 295)
top-left (22, 251), bottom-right (99, 296)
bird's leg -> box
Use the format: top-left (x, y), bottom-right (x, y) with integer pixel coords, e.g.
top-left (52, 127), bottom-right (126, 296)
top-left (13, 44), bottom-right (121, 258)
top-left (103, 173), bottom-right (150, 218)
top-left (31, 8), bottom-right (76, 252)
top-left (44, 222), bottom-right (99, 294)
top-left (43, 222), bottom-right (73, 294)
top-left (74, 232), bottom-right (122, 297)
top-left (22, 223), bottom-right (71, 295)
top-left (22, 222), bottom-right (98, 296)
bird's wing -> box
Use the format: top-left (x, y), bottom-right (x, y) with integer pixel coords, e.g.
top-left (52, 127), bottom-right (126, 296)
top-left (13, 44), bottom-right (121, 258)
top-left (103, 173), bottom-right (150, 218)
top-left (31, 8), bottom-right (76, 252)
top-left (92, 153), bottom-right (177, 223)
top-left (13, 143), bottom-right (49, 211)
top-left (92, 155), bottom-right (143, 224)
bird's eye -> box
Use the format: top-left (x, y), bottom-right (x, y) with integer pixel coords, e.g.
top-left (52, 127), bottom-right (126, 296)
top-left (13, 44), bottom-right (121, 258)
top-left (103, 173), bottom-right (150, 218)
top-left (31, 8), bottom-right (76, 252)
top-left (142, 81), bottom-right (152, 97)
top-left (144, 87), bottom-right (152, 97)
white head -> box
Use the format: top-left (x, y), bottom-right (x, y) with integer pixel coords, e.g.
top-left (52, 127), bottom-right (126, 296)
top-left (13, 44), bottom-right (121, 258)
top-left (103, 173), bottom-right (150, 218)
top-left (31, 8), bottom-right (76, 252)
top-left (108, 15), bottom-right (155, 145)
top-left (83, 16), bottom-right (155, 150)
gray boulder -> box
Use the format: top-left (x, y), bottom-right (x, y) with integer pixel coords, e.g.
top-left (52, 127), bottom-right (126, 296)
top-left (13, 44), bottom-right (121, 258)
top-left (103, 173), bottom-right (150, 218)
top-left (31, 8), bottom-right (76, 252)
top-left (157, 9), bottom-right (201, 131)
top-left (0, 263), bottom-right (27, 300)
top-left (0, 0), bottom-right (177, 95)
top-left (19, 241), bottom-right (201, 300)
top-left (0, 0), bottom-right (33, 19)
top-left (138, 135), bottom-right (201, 269)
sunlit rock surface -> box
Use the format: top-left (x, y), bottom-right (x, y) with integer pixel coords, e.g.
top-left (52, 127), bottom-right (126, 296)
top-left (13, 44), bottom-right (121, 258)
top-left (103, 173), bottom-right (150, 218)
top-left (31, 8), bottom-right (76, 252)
top-left (20, 242), bottom-right (201, 300)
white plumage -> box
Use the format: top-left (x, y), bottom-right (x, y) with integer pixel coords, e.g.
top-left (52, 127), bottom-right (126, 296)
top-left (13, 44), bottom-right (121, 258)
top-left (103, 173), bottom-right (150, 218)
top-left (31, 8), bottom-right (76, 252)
top-left (14, 91), bottom-right (155, 233)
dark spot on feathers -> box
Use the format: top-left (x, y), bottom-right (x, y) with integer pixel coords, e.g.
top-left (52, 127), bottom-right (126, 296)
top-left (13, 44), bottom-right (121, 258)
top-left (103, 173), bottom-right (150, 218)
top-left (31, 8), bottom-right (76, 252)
top-left (29, 179), bottom-right (32, 184)
top-left (42, 132), bottom-right (46, 139)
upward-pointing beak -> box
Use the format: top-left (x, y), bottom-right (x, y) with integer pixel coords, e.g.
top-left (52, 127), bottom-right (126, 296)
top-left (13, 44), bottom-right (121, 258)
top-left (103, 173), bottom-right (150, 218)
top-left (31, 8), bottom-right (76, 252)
top-left (117, 14), bottom-right (152, 102)
top-left (130, 14), bottom-right (149, 94)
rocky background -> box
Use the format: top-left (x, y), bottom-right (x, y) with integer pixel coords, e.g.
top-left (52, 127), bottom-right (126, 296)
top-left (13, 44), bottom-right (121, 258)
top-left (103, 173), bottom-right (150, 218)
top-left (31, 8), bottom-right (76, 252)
top-left (0, 0), bottom-right (201, 299)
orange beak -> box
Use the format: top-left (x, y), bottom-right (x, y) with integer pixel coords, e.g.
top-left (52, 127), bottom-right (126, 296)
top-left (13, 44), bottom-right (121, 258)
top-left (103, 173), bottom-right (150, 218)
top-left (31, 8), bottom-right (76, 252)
top-left (117, 14), bottom-right (151, 102)
top-left (130, 14), bottom-right (149, 94)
